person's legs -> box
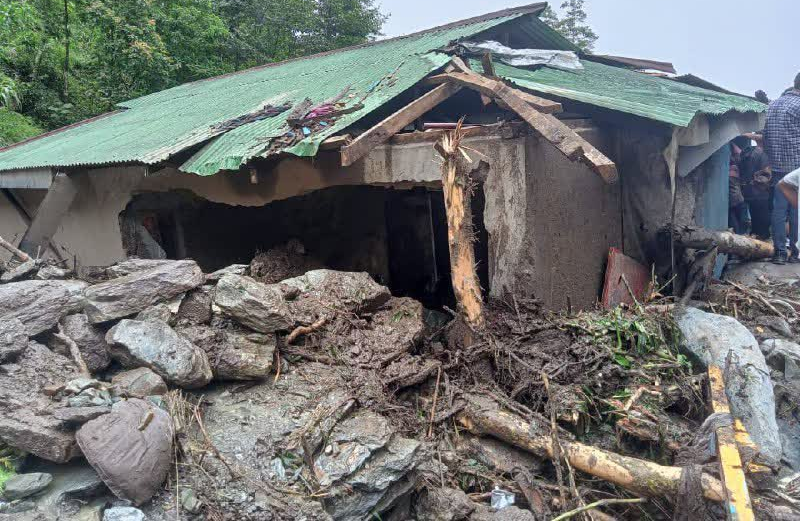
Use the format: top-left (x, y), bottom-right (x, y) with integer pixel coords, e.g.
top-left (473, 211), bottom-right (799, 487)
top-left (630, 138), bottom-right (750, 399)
top-left (749, 199), bottom-right (771, 239)
top-left (791, 200), bottom-right (799, 259)
top-left (772, 187), bottom-right (790, 262)
top-left (730, 203), bottom-right (749, 235)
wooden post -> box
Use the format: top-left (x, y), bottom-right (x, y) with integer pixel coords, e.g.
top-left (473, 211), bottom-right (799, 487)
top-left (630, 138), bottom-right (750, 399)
top-left (670, 225), bottom-right (774, 259)
top-left (435, 120), bottom-right (485, 329)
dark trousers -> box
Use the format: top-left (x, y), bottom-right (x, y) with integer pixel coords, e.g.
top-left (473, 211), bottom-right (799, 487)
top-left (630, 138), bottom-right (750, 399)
top-left (746, 198), bottom-right (771, 240)
top-left (729, 203), bottom-right (749, 235)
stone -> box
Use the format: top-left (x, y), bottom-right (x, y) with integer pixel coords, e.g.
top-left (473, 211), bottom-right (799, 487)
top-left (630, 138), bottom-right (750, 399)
top-left (281, 269), bottom-right (391, 318)
top-left (178, 325), bottom-right (275, 380)
top-left (213, 274), bottom-right (292, 333)
top-left (53, 406), bottom-right (111, 425)
top-left (77, 399), bottom-right (173, 506)
top-left (106, 319), bottom-right (212, 388)
top-left (205, 264), bottom-right (247, 282)
top-left (27, 460), bottom-right (105, 518)
top-left (762, 339), bottom-right (800, 375)
top-left (59, 314), bottom-right (112, 373)
top-left (64, 377), bottom-right (103, 395)
top-left (111, 367), bottom-right (168, 396)
top-left (176, 287), bottom-right (212, 325)
top-left (35, 265), bottom-right (72, 280)
top-left (754, 316), bottom-right (794, 340)
top-left (470, 505), bottom-right (536, 521)
top-left (105, 259), bottom-right (173, 278)
top-left (778, 417), bottom-right (800, 471)
top-left (413, 487), bottom-right (475, 521)
top-left (0, 260), bottom-right (38, 283)
top-left (0, 342), bottom-right (81, 462)
top-left (0, 280), bottom-right (87, 335)
top-left (103, 507), bottom-right (145, 521)
top-left (84, 260), bottom-right (204, 323)
top-left (677, 307), bottom-right (782, 466)
top-left (179, 488), bottom-right (203, 514)
top-left (1, 473), bottom-right (53, 500)
top-left (0, 317), bottom-right (27, 363)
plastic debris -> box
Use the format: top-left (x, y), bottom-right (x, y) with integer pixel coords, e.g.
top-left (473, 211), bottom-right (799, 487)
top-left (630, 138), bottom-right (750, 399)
top-left (490, 486), bottom-right (515, 509)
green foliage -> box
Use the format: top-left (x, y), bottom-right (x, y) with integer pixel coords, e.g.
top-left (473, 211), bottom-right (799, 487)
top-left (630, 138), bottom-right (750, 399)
top-left (0, 0), bottom-right (386, 134)
top-left (540, 0), bottom-right (598, 52)
top-left (0, 107), bottom-right (43, 147)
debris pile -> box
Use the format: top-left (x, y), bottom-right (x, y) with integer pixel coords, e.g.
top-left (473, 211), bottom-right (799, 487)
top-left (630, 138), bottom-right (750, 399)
top-left (0, 254), bottom-right (798, 520)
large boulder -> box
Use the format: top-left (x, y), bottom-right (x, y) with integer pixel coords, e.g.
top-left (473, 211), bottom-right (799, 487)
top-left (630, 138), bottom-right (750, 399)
top-left (1, 473), bottom-right (53, 501)
top-left (77, 399), bottom-right (173, 506)
top-left (0, 280), bottom-right (87, 335)
top-left (281, 269), bottom-right (391, 321)
top-left (0, 342), bottom-right (81, 462)
top-left (106, 319), bottom-right (212, 388)
top-left (84, 260), bottom-right (204, 323)
top-left (178, 325), bottom-right (275, 380)
top-left (58, 313), bottom-right (111, 373)
top-left (213, 274), bottom-right (292, 333)
top-left (676, 307), bottom-right (782, 466)
top-left (111, 367), bottom-right (168, 396)
top-left (0, 317), bottom-right (27, 363)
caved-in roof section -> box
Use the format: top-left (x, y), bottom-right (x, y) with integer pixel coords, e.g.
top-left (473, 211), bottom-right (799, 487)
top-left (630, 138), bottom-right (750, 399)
top-left (0, 4), bottom-right (548, 176)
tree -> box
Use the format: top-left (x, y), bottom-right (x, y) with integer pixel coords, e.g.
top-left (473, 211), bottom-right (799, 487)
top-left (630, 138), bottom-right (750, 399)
top-left (540, 0), bottom-right (597, 52)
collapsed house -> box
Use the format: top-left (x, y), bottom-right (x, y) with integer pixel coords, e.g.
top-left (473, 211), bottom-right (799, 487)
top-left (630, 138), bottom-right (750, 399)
top-left (0, 3), bottom-right (765, 311)
top-left (3, 3), bottom-right (798, 521)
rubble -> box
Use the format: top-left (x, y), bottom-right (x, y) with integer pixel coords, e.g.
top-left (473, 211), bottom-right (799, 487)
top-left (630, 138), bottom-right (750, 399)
top-left (0, 317), bottom-right (27, 362)
top-left (106, 319), bottom-right (213, 388)
top-left (57, 313), bottom-right (112, 373)
top-left (84, 260), bottom-right (204, 323)
top-left (35, 265), bottom-right (72, 280)
top-left (76, 399), bottom-right (173, 506)
top-left (1, 473), bottom-right (52, 500)
top-left (111, 367), bottom-right (168, 396)
top-left (0, 279), bottom-right (87, 335)
top-left (0, 260), bottom-right (38, 283)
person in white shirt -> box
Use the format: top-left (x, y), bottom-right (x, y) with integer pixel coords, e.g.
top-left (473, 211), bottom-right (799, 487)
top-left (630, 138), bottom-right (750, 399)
top-left (777, 167), bottom-right (800, 254)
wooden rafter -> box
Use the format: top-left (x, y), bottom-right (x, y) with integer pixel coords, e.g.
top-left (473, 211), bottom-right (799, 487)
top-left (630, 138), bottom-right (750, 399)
top-left (340, 82), bottom-right (462, 166)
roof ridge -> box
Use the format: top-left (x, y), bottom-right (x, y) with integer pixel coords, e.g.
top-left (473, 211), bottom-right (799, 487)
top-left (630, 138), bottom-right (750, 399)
top-left (118, 2), bottom-right (547, 108)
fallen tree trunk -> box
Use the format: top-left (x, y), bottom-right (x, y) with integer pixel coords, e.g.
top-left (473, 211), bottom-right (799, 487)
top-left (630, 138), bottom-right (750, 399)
top-left (670, 225), bottom-right (774, 259)
top-left (456, 394), bottom-right (725, 502)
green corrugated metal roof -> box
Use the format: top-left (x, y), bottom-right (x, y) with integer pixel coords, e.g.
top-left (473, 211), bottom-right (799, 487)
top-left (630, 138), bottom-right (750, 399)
top-left (0, 6), bottom-right (545, 176)
top-left (482, 59), bottom-right (766, 127)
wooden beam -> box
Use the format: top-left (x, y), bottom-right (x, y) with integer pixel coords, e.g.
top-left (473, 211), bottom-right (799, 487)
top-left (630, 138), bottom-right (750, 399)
top-left (319, 134), bottom-right (351, 150)
top-left (18, 172), bottom-right (78, 257)
top-left (708, 365), bottom-right (755, 521)
top-left (481, 52), bottom-right (497, 78)
top-left (671, 226), bottom-right (774, 259)
top-left (427, 73), bottom-right (562, 114)
top-left (340, 83), bottom-right (462, 167)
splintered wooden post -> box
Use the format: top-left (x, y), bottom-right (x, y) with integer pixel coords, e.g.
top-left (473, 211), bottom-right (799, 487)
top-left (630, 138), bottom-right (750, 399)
top-left (708, 365), bottom-right (755, 521)
top-left (435, 120), bottom-right (485, 329)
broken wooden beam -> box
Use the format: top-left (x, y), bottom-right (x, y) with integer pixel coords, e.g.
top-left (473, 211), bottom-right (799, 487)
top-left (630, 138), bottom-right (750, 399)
top-left (457, 393), bottom-right (725, 502)
top-left (435, 121), bottom-right (485, 329)
top-left (340, 83), bottom-right (462, 166)
top-left (427, 72), bottom-right (562, 114)
top-left (319, 134), bottom-right (352, 150)
top-left (18, 172), bottom-right (78, 257)
top-left (707, 365), bottom-right (756, 521)
top-left (670, 225), bottom-right (774, 259)
top-left (0, 234), bottom-right (32, 263)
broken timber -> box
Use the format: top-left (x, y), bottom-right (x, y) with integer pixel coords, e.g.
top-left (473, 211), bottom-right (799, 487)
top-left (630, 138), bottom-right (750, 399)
top-left (707, 365), bottom-right (755, 521)
top-left (435, 121), bottom-right (485, 329)
top-left (340, 82), bottom-right (462, 166)
top-left (670, 225), bottom-right (774, 259)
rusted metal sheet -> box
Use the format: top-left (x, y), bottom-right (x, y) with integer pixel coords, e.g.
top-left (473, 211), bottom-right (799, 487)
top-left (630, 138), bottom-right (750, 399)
top-left (601, 247), bottom-right (650, 308)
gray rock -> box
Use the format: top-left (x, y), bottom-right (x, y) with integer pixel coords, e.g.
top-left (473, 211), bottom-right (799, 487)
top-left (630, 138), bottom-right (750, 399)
top-left (26, 460), bottom-right (105, 518)
top-left (0, 499), bottom-right (36, 514)
top-left (176, 288), bottom-right (212, 325)
top-left (778, 417), bottom-right (800, 471)
top-left (762, 339), bottom-right (800, 375)
top-left (179, 488), bottom-right (202, 514)
top-left (103, 506), bottom-right (145, 521)
top-left (0, 280), bottom-right (88, 335)
top-left (35, 265), bottom-right (72, 280)
top-left (470, 506), bottom-right (536, 521)
top-left (205, 264), bottom-right (247, 282)
top-left (1, 473), bottom-right (53, 500)
top-left (414, 487), bottom-right (475, 521)
top-left (111, 367), bottom-right (168, 396)
top-left (213, 274), bottom-right (292, 333)
top-left (66, 387), bottom-right (113, 408)
top-left (106, 319), bottom-right (212, 389)
top-left (0, 317), bottom-right (27, 363)
top-left (135, 299), bottom-right (180, 325)
top-left (59, 314), bottom-right (111, 373)
top-left (178, 325), bottom-right (275, 380)
top-left (0, 342), bottom-right (81, 462)
top-left (0, 260), bottom-right (38, 283)
top-left (754, 316), bottom-right (794, 340)
top-left (677, 307), bottom-right (782, 466)
top-left (281, 269), bottom-right (391, 318)
top-left (106, 259), bottom-right (173, 278)
top-left (53, 407), bottom-right (111, 425)
top-left (84, 260), bottom-right (204, 323)
top-left (78, 399), bottom-right (172, 506)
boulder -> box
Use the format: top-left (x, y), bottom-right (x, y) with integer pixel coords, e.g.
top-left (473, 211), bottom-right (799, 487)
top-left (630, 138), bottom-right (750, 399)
top-left (213, 274), bottom-right (292, 333)
top-left (282, 269), bottom-right (391, 319)
top-left (176, 287), bottom-right (212, 325)
top-left (135, 295), bottom-right (183, 325)
top-left (0, 280), bottom-right (87, 335)
top-left (0, 260), bottom-right (38, 283)
top-left (84, 260), bottom-right (204, 323)
top-left (205, 264), bottom-right (247, 282)
top-left (0, 341), bottom-right (81, 463)
top-left (677, 307), bottom-right (782, 466)
top-left (106, 319), bottom-right (212, 388)
top-left (178, 325), bottom-right (275, 380)
top-left (762, 339), bottom-right (800, 376)
top-left (103, 507), bottom-right (145, 521)
top-left (53, 407), bottom-right (111, 426)
top-left (0, 317), bottom-right (27, 363)
top-left (111, 367), bottom-right (168, 396)
top-left (105, 259), bottom-right (173, 278)
top-left (35, 265), bottom-right (72, 280)
top-left (1, 473), bottom-right (53, 500)
top-left (59, 314), bottom-right (111, 373)
top-left (77, 399), bottom-right (173, 506)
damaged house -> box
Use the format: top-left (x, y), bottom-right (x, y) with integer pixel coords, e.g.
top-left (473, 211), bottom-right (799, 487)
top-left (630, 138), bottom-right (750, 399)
top-left (0, 2), bottom-right (765, 311)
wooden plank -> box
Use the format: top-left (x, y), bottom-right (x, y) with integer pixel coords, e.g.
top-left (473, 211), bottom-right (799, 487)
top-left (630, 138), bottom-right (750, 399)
top-left (319, 134), bottom-right (351, 150)
top-left (708, 365), bottom-right (755, 521)
top-left (427, 73), bottom-right (562, 114)
top-left (481, 52), bottom-right (497, 78)
top-left (18, 172), bottom-right (78, 257)
top-left (340, 83), bottom-right (462, 166)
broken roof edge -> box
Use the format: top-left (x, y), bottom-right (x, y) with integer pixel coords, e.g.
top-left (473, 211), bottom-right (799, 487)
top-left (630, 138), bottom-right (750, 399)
top-left (118, 3), bottom-right (549, 110)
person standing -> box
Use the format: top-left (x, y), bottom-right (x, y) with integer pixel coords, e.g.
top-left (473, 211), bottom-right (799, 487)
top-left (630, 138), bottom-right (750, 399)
top-left (778, 168), bottom-right (800, 256)
top-left (763, 73), bottom-right (800, 264)
top-left (734, 135), bottom-right (771, 239)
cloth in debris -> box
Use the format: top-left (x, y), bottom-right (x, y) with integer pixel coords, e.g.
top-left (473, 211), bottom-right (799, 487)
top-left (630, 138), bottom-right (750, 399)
top-left (458, 41), bottom-right (583, 70)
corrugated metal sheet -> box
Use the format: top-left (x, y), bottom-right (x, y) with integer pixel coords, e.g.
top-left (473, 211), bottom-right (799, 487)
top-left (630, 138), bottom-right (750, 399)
top-left (0, 7), bottom-right (542, 176)
top-left (484, 59), bottom-right (766, 127)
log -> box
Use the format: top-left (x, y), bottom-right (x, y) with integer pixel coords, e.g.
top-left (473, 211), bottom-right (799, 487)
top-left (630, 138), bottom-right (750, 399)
top-left (435, 121), bottom-right (485, 329)
top-left (0, 234), bottom-right (32, 263)
top-left (340, 82), bottom-right (462, 166)
top-left (456, 394), bottom-right (725, 502)
top-left (671, 225), bottom-right (774, 259)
